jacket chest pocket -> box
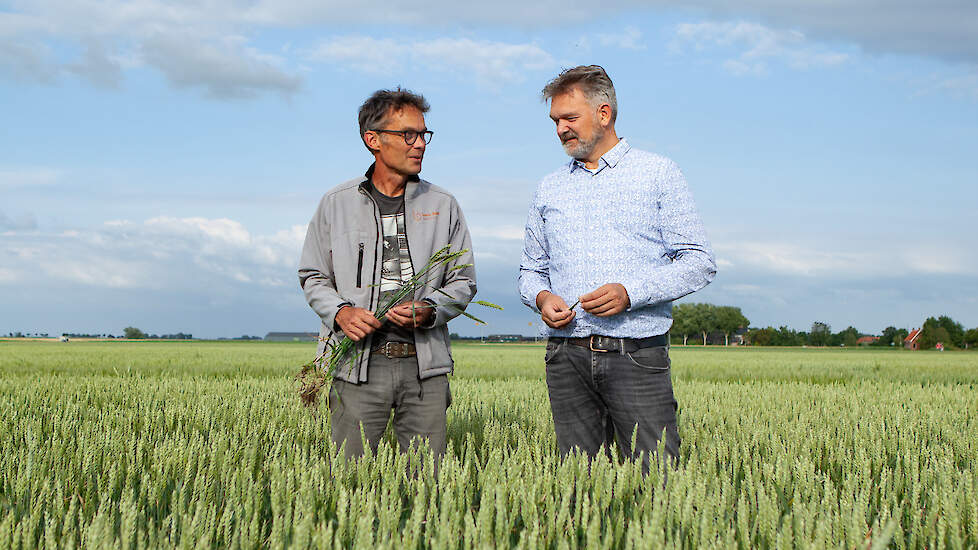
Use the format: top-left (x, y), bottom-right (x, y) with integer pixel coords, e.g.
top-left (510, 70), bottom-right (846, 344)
top-left (356, 243), bottom-right (364, 288)
top-left (333, 230), bottom-right (372, 290)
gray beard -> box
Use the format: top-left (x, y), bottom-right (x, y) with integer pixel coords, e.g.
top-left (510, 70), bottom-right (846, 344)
top-left (561, 127), bottom-right (604, 160)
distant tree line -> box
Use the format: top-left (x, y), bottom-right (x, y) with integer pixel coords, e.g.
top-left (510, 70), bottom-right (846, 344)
top-left (668, 305), bottom-right (977, 349)
top-left (747, 315), bottom-right (978, 349)
top-left (123, 327), bottom-right (192, 340)
top-left (748, 322), bottom-right (861, 347)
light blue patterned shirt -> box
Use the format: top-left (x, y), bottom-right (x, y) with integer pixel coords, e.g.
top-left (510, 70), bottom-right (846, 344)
top-left (519, 138), bottom-right (716, 338)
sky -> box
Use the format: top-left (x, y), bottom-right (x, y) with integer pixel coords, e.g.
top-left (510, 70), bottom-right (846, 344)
top-left (2, 1), bottom-right (977, 338)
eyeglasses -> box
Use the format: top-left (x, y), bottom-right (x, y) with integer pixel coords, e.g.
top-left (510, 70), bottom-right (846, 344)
top-left (370, 129), bottom-right (434, 145)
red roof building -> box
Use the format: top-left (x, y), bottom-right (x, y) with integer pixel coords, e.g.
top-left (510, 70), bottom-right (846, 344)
top-left (856, 336), bottom-right (879, 346)
top-left (904, 329), bottom-right (922, 351)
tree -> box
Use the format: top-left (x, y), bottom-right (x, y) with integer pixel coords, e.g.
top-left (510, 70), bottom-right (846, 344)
top-left (672, 303), bottom-right (697, 345)
top-left (691, 303), bottom-right (718, 345)
top-left (809, 322), bottom-right (831, 347)
top-left (936, 315), bottom-right (964, 348)
top-left (716, 306), bottom-right (750, 346)
top-left (877, 326), bottom-right (907, 347)
top-left (773, 326), bottom-right (804, 346)
top-left (919, 317), bottom-right (950, 350)
top-left (964, 328), bottom-right (978, 349)
top-left (834, 326), bottom-right (860, 347)
top-left (749, 327), bottom-right (775, 346)
top-left (919, 327), bottom-right (949, 350)
top-left (123, 326), bottom-right (147, 339)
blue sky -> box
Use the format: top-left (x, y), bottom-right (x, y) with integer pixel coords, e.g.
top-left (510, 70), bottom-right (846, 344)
top-left (2, 1), bottom-right (977, 338)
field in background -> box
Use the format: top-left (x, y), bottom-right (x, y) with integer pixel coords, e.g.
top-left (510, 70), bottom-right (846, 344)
top-left (1, 341), bottom-right (976, 548)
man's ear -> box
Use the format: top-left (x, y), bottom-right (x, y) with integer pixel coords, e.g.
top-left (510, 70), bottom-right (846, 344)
top-left (598, 103), bottom-right (613, 127)
top-left (363, 131), bottom-right (381, 152)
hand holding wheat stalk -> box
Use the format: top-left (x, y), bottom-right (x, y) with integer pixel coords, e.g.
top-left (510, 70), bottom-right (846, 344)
top-left (296, 246), bottom-right (501, 406)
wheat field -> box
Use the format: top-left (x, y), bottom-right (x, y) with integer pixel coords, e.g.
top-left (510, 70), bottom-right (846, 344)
top-left (1, 340), bottom-right (976, 549)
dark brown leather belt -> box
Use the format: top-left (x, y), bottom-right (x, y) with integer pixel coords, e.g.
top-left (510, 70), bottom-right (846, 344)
top-left (370, 341), bottom-right (417, 359)
top-left (553, 334), bottom-right (668, 353)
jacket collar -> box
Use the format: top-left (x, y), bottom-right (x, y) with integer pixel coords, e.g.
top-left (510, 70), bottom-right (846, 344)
top-left (359, 162), bottom-right (421, 197)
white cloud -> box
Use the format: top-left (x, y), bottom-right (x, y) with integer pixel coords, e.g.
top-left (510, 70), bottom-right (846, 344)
top-left (66, 39), bottom-right (123, 89)
top-left (1, 1), bottom-right (302, 99)
top-left (597, 25), bottom-right (646, 51)
top-left (672, 21), bottom-right (849, 76)
top-left (914, 68), bottom-right (978, 101)
top-left (675, 1), bottom-right (978, 66)
top-left (0, 210), bottom-right (38, 231)
top-left (716, 240), bottom-right (977, 279)
top-left (470, 225), bottom-right (526, 241)
top-left (0, 216), bottom-right (306, 290)
top-left (0, 268), bottom-right (18, 284)
top-left (0, 38), bottom-right (59, 83)
top-left (141, 32), bottom-right (301, 99)
top-left (308, 36), bottom-right (554, 86)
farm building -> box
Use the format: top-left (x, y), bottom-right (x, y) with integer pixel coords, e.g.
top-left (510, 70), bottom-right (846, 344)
top-left (856, 336), bottom-right (879, 346)
top-left (904, 329), bottom-right (922, 350)
top-left (264, 332), bottom-right (318, 342)
top-left (486, 334), bottom-right (523, 343)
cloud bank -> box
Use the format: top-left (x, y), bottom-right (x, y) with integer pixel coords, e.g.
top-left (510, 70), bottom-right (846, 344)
top-left (4, 1), bottom-right (976, 97)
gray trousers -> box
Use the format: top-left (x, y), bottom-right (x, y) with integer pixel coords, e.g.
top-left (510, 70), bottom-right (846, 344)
top-left (544, 338), bottom-right (680, 472)
top-left (328, 351), bottom-right (449, 460)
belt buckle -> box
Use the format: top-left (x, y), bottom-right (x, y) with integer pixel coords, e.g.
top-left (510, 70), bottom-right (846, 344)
top-left (589, 336), bottom-right (609, 353)
top-left (383, 342), bottom-right (395, 359)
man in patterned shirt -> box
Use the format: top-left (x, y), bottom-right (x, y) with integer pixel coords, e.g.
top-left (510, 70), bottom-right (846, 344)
top-left (299, 88), bottom-right (476, 460)
top-left (519, 66), bottom-right (716, 471)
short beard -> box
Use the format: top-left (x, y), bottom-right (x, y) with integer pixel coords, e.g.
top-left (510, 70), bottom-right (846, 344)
top-left (560, 125), bottom-right (604, 160)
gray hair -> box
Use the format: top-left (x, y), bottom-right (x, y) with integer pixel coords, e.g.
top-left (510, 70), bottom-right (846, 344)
top-left (358, 88), bottom-right (430, 151)
top-left (541, 65), bottom-right (617, 122)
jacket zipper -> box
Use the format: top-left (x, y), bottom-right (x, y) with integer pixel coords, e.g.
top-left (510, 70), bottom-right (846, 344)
top-left (356, 243), bottom-right (364, 288)
top-left (402, 188), bottom-right (426, 398)
top-left (358, 184), bottom-right (383, 383)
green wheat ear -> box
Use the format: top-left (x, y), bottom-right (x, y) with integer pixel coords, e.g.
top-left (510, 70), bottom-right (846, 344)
top-left (474, 300), bottom-right (504, 310)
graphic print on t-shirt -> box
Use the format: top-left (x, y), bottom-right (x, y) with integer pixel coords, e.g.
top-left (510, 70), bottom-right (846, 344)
top-left (379, 212), bottom-right (414, 298)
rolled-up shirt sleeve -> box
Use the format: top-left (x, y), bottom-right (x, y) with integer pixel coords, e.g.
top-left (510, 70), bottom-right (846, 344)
top-left (519, 191), bottom-right (551, 313)
top-left (621, 160), bottom-right (717, 309)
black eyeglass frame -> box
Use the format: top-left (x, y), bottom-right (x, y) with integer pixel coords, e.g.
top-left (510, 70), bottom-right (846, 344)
top-left (369, 129), bottom-right (434, 145)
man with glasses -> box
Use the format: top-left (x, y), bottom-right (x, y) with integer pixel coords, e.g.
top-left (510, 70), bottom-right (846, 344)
top-left (519, 66), bottom-right (716, 472)
top-left (299, 88), bottom-right (476, 460)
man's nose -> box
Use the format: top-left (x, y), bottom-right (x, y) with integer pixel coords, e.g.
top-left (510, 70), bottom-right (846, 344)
top-left (556, 121), bottom-right (570, 135)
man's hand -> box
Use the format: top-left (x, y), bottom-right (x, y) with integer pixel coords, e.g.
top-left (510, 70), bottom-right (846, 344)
top-left (580, 283), bottom-right (630, 317)
top-left (335, 306), bottom-right (382, 341)
top-left (385, 301), bottom-right (434, 329)
top-left (537, 291), bottom-right (576, 329)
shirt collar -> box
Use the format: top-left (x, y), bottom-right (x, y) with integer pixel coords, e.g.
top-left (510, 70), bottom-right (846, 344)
top-left (570, 138), bottom-right (630, 173)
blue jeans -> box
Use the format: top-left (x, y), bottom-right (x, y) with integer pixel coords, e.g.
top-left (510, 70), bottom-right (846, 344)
top-left (544, 338), bottom-right (680, 472)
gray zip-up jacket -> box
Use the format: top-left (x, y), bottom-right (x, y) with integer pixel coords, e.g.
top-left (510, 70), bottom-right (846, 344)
top-left (298, 173), bottom-right (477, 383)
